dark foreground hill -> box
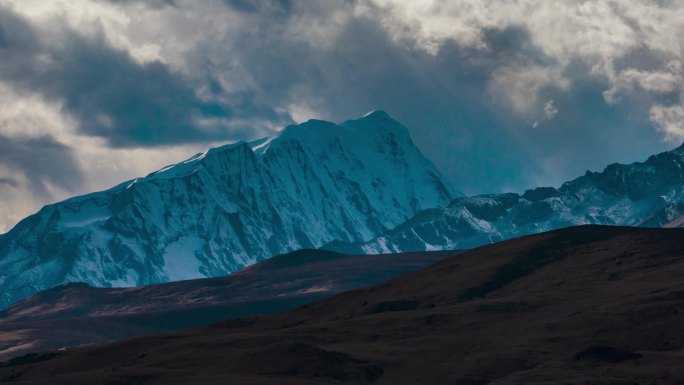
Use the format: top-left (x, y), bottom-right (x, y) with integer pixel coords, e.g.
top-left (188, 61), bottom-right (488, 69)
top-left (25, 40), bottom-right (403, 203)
top-left (0, 249), bottom-right (454, 362)
top-left (3, 225), bottom-right (684, 384)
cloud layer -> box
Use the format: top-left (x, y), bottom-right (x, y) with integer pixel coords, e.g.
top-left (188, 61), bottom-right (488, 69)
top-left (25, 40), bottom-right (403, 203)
top-left (0, 0), bottom-right (683, 231)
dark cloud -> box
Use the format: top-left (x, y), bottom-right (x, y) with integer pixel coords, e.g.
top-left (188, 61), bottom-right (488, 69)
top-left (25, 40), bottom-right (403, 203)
top-left (222, 0), bottom-right (293, 14)
top-left (0, 6), bottom-right (289, 147)
top-left (0, 1), bottom-right (679, 197)
top-left (0, 133), bottom-right (83, 197)
top-left (0, 178), bottom-right (18, 188)
top-left (104, 0), bottom-right (178, 8)
top-left (183, 4), bottom-right (669, 194)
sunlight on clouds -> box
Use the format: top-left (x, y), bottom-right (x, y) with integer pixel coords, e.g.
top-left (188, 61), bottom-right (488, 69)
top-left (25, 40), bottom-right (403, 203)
top-left (0, 83), bottom-right (76, 139)
top-left (76, 141), bottom-right (231, 192)
top-left (364, 0), bottom-right (497, 54)
top-left (287, 103), bottom-right (321, 124)
top-left (5, 0), bottom-right (166, 64)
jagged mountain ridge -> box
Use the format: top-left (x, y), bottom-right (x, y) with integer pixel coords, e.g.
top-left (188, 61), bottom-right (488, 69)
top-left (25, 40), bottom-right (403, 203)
top-left (0, 111), bottom-right (457, 309)
top-left (328, 143), bottom-right (684, 254)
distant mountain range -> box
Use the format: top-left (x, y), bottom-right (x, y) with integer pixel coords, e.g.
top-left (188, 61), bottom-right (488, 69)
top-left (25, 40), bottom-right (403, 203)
top-left (0, 111), bottom-right (456, 309)
top-left (327, 143), bottom-right (684, 254)
top-left (4, 110), bottom-right (684, 311)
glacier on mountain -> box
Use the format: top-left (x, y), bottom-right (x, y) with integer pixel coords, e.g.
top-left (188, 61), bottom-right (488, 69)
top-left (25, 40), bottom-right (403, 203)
top-left (0, 111), bottom-right (457, 309)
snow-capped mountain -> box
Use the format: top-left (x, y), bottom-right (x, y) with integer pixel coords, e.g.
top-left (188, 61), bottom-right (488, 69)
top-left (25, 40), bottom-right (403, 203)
top-left (0, 111), bottom-right (457, 309)
top-left (328, 143), bottom-right (684, 254)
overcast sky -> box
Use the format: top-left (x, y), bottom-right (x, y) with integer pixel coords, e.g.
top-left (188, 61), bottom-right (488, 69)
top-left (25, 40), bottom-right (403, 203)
top-left (0, 0), bottom-right (683, 232)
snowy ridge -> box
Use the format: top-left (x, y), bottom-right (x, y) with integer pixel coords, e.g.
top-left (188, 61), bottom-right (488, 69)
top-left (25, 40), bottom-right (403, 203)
top-left (327, 144), bottom-right (684, 254)
top-left (0, 111), bottom-right (457, 309)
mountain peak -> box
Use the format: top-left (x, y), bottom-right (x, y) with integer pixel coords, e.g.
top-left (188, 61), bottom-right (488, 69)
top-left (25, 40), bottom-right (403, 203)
top-left (670, 141), bottom-right (684, 156)
top-left (0, 112), bottom-right (456, 310)
top-left (269, 111), bottom-right (410, 150)
top-left (340, 110), bottom-right (410, 140)
top-left (361, 109), bottom-right (390, 120)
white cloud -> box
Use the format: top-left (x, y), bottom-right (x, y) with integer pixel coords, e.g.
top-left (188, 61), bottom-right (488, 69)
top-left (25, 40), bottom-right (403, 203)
top-left (363, 0), bottom-right (648, 60)
top-left (0, 83), bottom-right (75, 140)
top-left (543, 99), bottom-right (558, 120)
top-left (532, 99), bottom-right (559, 128)
top-left (287, 103), bottom-right (320, 124)
top-left (621, 67), bottom-right (681, 94)
top-left (488, 65), bottom-right (569, 116)
top-left (363, 0), bottom-right (684, 126)
top-left (650, 104), bottom-right (684, 142)
top-left (361, 0), bottom-right (498, 54)
top-left (603, 60), bottom-right (683, 103)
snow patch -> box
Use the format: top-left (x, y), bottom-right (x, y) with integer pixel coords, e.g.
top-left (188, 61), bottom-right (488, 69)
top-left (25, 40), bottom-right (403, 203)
top-left (162, 236), bottom-right (206, 281)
